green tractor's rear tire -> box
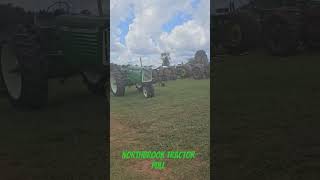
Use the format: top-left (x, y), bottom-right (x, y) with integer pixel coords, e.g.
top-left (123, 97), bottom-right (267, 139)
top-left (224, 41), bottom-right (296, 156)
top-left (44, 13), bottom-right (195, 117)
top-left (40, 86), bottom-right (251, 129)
top-left (192, 66), bottom-right (203, 80)
top-left (0, 47), bottom-right (7, 95)
top-left (110, 65), bottom-right (125, 96)
top-left (0, 25), bottom-right (48, 109)
top-left (223, 12), bottom-right (260, 55)
top-left (182, 64), bottom-right (192, 78)
top-left (177, 67), bottom-right (187, 78)
top-left (142, 83), bottom-right (154, 98)
top-left (0, 60), bottom-right (5, 92)
top-left (263, 15), bottom-right (300, 56)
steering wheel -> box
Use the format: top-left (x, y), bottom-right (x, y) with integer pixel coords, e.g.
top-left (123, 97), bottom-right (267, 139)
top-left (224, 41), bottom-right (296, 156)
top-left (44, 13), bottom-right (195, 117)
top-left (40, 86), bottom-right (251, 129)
top-left (47, 1), bottom-right (71, 15)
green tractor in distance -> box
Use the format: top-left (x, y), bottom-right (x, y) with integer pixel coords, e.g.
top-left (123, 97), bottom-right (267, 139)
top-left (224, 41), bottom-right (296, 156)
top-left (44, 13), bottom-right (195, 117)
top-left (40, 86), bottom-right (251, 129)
top-left (176, 50), bottom-right (210, 80)
top-left (188, 50), bottom-right (210, 80)
top-left (213, 0), bottom-right (320, 56)
top-left (261, 0), bottom-right (320, 55)
top-left (212, 0), bottom-right (261, 55)
top-left (175, 61), bottom-right (193, 79)
top-left (110, 61), bottom-right (155, 98)
top-left (0, 0), bottom-right (108, 108)
top-left (154, 66), bottom-right (177, 81)
top-left (152, 52), bottom-right (177, 82)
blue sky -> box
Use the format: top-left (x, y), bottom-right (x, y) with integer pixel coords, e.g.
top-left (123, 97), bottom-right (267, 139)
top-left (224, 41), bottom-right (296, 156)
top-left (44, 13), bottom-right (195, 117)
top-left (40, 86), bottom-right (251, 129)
top-left (162, 11), bottom-right (192, 33)
top-left (191, 0), bottom-right (201, 8)
top-left (111, 0), bottom-right (210, 66)
top-left (117, 0), bottom-right (199, 45)
top-left (117, 5), bottom-right (135, 44)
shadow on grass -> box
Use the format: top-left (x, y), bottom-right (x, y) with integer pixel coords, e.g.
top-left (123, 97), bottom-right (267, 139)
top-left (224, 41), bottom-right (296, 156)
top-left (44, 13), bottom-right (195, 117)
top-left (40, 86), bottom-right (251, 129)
top-left (214, 51), bottom-right (320, 180)
top-left (0, 77), bottom-right (107, 179)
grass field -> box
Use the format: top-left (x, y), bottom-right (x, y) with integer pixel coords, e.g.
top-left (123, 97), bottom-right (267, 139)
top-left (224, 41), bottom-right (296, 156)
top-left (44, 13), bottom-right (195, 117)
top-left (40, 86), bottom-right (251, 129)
top-left (214, 51), bottom-right (320, 180)
top-left (110, 79), bottom-right (210, 180)
top-left (0, 77), bottom-right (107, 179)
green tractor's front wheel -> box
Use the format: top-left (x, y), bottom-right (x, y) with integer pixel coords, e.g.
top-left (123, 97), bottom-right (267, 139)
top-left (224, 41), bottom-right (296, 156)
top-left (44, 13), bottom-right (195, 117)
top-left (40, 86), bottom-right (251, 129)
top-left (82, 72), bottom-right (107, 96)
top-left (142, 83), bottom-right (154, 98)
top-left (110, 65), bottom-right (125, 96)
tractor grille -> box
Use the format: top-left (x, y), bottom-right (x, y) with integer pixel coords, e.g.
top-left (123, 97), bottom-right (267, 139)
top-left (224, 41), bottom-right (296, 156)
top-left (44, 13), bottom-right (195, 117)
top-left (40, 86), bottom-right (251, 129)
top-left (69, 30), bottom-right (99, 55)
top-left (103, 30), bottom-right (108, 65)
top-left (60, 27), bottom-right (102, 65)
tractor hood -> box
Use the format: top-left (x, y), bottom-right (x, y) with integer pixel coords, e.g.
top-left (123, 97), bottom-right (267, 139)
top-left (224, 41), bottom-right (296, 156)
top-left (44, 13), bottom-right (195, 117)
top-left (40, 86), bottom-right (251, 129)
top-left (55, 15), bottom-right (108, 28)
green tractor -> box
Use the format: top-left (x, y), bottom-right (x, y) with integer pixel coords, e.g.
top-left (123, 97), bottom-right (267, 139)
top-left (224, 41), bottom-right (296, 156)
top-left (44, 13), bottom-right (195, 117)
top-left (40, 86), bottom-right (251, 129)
top-left (152, 52), bottom-right (177, 81)
top-left (153, 66), bottom-right (177, 81)
top-left (212, 0), bottom-right (261, 55)
top-left (176, 50), bottom-right (210, 80)
top-left (261, 0), bottom-right (320, 55)
top-left (175, 63), bottom-right (192, 79)
top-left (0, 0), bottom-right (108, 108)
top-left (110, 62), bottom-right (155, 98)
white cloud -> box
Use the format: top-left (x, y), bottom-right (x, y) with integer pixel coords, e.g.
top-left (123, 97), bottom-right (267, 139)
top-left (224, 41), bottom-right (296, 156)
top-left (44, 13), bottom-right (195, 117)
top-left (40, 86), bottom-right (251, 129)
top-left (111, 0), bottom-right (210, 66)
top-left (160, 20), bottom-right (208, 52)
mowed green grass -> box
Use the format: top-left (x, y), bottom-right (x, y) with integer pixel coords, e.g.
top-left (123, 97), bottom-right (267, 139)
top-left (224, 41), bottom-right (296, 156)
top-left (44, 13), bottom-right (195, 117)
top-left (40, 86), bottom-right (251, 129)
top-left (111, 79), bottom-right (210, 180)
top-left (214, 51), bottom-right (320, 180)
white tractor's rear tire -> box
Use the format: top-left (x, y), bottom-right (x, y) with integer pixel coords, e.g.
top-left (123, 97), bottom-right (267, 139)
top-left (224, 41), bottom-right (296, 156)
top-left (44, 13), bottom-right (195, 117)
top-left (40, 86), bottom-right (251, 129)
top-left (0, 25), bottom-right (48, 109)
top-left (0, 44), bottom-right (22, 100)
top-left (110, 64), bottom-right (125, 96)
